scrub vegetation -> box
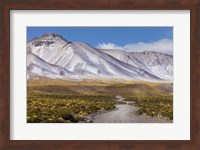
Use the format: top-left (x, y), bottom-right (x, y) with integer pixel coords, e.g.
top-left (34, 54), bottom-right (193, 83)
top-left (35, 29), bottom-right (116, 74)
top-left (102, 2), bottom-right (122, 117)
top-left (27, 95), bottom-right (116, 123)
top-left (27, 79), bottom-right (173, 123)
top-left (126, 96), bottom-right (173, 119)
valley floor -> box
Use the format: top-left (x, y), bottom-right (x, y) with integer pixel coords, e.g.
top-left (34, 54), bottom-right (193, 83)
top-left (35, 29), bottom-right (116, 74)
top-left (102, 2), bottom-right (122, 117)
top-left (27, 78), bottom-right (173, 123)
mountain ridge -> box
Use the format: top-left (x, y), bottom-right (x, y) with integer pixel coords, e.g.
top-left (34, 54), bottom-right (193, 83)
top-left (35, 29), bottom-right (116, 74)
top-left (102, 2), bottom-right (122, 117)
top-left (27, 33), bottom-right (173, 82)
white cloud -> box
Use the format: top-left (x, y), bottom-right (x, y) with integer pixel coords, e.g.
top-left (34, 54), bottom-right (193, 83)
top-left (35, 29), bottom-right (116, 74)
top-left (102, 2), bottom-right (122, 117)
top-left (97, 42), bottom-right (123, 50)
top-left (97, 39), bottom-right (173, 55)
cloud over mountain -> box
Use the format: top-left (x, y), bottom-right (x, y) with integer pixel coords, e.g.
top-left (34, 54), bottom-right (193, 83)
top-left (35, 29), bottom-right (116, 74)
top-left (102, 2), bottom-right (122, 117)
top-left (97, 39), bottom-right (173, 55)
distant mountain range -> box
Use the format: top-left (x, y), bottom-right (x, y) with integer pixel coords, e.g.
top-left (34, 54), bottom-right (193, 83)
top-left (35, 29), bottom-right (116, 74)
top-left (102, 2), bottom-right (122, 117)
top-left (27, 33), bottom-right (173, 81)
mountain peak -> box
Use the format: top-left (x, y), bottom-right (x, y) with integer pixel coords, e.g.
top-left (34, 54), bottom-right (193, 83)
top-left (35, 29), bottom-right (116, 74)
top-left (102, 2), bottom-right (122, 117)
top-left (41, 32), bottom-right (68, 42)
top-left (42, 32), bottom-right (61, 37)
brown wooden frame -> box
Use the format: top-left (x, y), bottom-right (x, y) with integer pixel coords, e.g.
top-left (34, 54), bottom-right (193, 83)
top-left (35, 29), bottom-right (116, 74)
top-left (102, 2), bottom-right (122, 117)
top-left (0, 0), bottom-right (200, 149)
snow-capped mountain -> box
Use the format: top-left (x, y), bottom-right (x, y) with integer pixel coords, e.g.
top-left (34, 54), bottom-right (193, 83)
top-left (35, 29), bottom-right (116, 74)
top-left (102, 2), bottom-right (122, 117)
top-left (100, 49), bottom-right (152, 72)
top-left (27, 33), bottom-right (173, 81)
top-left (130, 51), bottom-right (173, 80)
top-left (101, 49), bottom-right (173, 80)
top-left (27, 50), bottom-right (74, 79)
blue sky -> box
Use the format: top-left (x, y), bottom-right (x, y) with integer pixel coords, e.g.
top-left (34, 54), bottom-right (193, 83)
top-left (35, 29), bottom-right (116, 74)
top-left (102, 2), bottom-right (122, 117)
top-left (27, 27), bottom-right (173, 54)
